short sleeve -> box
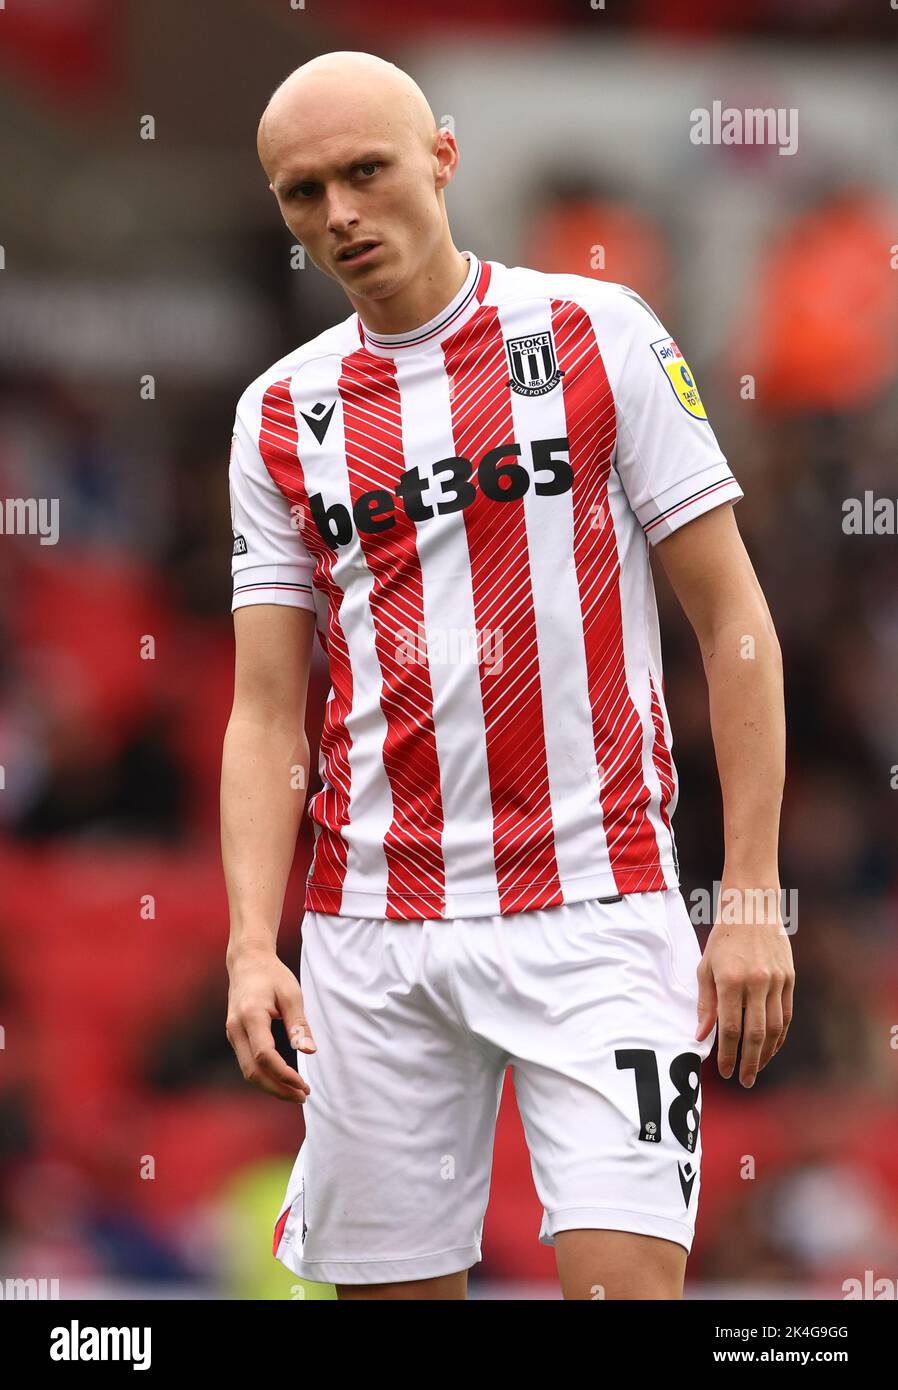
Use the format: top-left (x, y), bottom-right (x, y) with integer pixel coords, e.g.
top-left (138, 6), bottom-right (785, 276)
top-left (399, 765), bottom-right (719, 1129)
top-left (228, 392), bottom-right (316, 613)
top-left (594, 286), bottom-right (743, 545)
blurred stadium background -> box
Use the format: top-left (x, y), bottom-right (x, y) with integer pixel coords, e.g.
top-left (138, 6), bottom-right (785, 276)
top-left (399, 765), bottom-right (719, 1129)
top-left (1, 0), bottom-right (897, 1300)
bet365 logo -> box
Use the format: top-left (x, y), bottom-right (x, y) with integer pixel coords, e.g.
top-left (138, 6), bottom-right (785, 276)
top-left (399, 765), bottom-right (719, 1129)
top-left (308, 437), bottom-right (573, 550)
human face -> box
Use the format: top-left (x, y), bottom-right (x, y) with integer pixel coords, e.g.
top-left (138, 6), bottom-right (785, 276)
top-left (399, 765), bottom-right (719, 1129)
top-left (267, 126), bottom-right (447, 303)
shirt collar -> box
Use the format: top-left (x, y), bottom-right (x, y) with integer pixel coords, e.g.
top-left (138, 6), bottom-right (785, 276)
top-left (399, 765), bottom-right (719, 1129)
top-left (356, 251), bottom-right (490, 356)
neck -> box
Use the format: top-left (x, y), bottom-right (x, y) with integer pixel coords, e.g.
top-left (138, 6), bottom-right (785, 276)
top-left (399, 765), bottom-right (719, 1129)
top-left (349, 240), bottom-right (469, 336)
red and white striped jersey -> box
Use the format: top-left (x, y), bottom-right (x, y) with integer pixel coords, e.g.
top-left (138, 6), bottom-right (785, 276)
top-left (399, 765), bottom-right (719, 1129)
top-left (229, 251), bottom-right (742, 920)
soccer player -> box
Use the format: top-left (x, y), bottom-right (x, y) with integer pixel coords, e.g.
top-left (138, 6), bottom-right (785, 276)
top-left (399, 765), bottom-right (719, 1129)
top-left (221, 51), bottom-right (793, 1301)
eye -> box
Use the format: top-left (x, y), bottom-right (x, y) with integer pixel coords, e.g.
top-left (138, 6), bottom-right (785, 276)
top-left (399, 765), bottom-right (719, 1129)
top-left (291, 183), bottom-right (317, 199)
top-left (356, 162), bottom-right (380, 178)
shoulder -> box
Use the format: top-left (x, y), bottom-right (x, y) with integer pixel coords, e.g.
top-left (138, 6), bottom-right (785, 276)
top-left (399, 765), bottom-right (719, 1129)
top-left (235, 312), bottom-right (359, 420)
top-left (486, 261), bottom-right (667, 364)
top-left (489, 261), bottom-right (658, 319)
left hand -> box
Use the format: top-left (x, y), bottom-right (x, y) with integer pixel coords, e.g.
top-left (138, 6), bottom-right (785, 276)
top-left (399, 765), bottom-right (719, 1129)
top-left (695, 881), bottom-right (795, 1087)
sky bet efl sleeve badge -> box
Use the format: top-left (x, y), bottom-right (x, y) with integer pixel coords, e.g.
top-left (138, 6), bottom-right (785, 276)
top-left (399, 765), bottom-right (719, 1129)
top-left (650, 337), bottom-right (708, 420)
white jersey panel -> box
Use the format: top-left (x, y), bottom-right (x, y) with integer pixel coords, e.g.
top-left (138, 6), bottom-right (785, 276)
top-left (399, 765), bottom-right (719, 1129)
top-left (580, 284), bottom-right (742, 543)
top-left (605, 463), bottom-right (679, 888)
top-left (229, 380), bottom-right (316, 613)
top-left (392, 347), bottom-right (501, 918)
top-left (288, 361), bottom-right (393, 914)
top-left (497, 293), bottom-right (608, 897)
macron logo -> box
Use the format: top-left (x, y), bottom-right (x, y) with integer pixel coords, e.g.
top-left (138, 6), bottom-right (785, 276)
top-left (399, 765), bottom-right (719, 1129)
top-left (300, 401), bottom-right (336, 445)
top-left (678, 1161), bottom-right (697, 1208)
top-left (50, 1321), bottom-right (151, 1371)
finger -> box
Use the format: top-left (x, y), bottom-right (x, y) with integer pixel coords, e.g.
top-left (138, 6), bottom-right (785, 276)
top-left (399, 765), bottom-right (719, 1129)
top-left (772, 973), bottom-right (795, 1057)
top-left (244, 1044), bottom-right (309, 1101)
top-left (254, 1075), bottom-right (309, 1103)
top-left (225, 1017), bottom-right (253, 1077)
top-left (280, 990), bottom-right (317, 1054)
top-left (227, 1021), bottom-right (305, 1101)
top-left (695, 961), bottom-right (718, 1042)
top-left (739, 983), bottom-right (769, 1087)
top-left (243, 1011), bottom-right (310, 1096)
top-left (248, 1070), bottom-right (309, 1102)
top-left (715, 980), bottom-right (744, 1079)
top-left (288, 1021), bottom-right (317, 1054)
top-left (757, 983), bottom-right (784, 1071)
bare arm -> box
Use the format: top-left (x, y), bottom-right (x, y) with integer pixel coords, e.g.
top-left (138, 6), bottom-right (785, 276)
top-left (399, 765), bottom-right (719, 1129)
top-left (221, 603), bottom-right (320, 1102)
top-left (655, 503), bottom-right (793, 1087)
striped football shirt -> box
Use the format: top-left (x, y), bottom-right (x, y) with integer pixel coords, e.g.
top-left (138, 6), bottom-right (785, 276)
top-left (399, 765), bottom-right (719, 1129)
top-left (229, 251), bottom-right (742, 919)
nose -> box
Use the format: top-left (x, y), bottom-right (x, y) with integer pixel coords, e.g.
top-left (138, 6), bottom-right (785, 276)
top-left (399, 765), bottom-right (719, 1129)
top-left (325, 184), bottom-right (359, 236)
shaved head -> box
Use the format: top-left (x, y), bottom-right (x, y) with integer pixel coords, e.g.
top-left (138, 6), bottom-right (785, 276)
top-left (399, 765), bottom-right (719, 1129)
top-left (258, 52), bottom-right (437, 172)
top-left (256, 50), bottom-right (466, 331)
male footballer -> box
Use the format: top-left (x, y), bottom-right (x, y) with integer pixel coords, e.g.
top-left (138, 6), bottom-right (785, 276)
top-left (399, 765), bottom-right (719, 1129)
top-left (221, 50), bottom-right (793, 1300)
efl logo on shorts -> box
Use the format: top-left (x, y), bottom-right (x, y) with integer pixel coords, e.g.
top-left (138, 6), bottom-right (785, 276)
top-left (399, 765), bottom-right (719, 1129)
top-left (506, 331), bottom-right (564, 396)
top-left (650, 336), bottom-right (708, 420)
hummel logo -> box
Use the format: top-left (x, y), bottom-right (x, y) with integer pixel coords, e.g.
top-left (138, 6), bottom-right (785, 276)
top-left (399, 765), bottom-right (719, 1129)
top-left (678, 1160), bottom-right (696, 1208)
top-left (300, 401), bottom-right (336, 445)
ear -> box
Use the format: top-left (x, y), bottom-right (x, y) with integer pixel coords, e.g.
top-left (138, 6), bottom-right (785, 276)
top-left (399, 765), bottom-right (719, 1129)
top-left (434, 128), bottom-right (459, 189)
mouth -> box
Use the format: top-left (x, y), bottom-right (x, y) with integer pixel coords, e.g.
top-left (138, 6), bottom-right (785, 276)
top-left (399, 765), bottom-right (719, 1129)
top-left (336, 241), bottom-right (381, 266)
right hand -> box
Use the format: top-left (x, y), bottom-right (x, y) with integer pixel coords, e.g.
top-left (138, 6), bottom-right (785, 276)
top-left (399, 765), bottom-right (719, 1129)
top-left (226, 946), bottom-right (317, 1102)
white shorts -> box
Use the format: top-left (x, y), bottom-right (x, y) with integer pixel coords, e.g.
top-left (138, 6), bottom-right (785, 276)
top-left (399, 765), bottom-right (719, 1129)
top-left (273, 888), bottom-right (716, 1285)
